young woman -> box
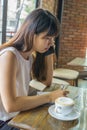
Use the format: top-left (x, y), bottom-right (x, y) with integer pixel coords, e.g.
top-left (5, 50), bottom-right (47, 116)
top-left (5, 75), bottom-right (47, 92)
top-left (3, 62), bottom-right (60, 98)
top-left (0, 8), bottom-right (69, 130)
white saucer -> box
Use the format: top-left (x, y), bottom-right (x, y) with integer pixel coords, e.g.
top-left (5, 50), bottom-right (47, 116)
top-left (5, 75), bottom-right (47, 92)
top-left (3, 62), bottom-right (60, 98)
top-left (48, 105), bottom-right (80, 121)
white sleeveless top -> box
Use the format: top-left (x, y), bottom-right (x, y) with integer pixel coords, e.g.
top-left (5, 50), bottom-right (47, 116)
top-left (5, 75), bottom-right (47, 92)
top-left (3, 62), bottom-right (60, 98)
top-left (0, 47), bottom-right (33, 121)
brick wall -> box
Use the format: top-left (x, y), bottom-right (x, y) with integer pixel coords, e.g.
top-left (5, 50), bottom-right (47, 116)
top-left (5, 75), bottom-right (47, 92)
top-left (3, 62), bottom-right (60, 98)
top-left (58, 0), bottom-right (87, 71)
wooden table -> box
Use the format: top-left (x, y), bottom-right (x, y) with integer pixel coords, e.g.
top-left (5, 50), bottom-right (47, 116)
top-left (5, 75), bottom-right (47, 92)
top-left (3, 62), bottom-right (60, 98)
top-left (8, 84), bottom-right (87, 130)
top-left (67, 57), bottom-right (87, 67)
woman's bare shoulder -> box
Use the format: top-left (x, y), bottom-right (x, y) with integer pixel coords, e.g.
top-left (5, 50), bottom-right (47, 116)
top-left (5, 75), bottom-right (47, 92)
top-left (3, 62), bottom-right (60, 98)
top-left (0, 51), bottom-right (17, 61)
top-left (0, 51), bottom-right (18, 70)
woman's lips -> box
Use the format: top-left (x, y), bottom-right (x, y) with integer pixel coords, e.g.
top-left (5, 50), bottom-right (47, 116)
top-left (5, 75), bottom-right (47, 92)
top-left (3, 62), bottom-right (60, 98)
top-left (45, 48), bottom-right (49, 51)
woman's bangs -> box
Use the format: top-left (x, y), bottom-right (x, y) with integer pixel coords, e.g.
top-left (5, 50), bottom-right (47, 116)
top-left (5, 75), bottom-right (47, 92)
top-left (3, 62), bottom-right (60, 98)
top-left (46, 23), bottom-right (58, 37)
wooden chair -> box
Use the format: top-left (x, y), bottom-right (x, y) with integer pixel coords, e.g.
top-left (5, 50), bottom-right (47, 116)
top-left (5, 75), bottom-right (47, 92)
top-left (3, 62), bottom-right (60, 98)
top-left (52, 78), bottom-right (69, 85)
top-left (53, 68), bottom-right (79, 86)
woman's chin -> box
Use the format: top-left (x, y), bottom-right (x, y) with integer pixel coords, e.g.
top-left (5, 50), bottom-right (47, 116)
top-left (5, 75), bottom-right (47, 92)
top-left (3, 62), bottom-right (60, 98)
top-left (38, 50), bottom-right (47, 53)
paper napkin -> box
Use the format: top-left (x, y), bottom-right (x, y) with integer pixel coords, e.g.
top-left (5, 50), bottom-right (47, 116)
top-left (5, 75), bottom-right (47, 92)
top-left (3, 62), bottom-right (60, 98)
top-left (29, 79), bottom-right (46, 91)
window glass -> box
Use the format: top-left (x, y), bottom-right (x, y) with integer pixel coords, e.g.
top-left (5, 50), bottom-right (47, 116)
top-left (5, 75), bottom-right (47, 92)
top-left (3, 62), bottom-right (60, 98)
top-left (0, 0), bottom-right (36, 44)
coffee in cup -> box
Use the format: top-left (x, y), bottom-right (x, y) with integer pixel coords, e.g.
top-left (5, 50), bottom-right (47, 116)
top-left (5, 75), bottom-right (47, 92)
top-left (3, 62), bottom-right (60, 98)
top-left (55, 97), bottom-right (74, 115)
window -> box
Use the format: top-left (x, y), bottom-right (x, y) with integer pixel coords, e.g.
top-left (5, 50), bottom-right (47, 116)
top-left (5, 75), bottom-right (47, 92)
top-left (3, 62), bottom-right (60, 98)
top-left (0, 0), bottom-right (36, 44)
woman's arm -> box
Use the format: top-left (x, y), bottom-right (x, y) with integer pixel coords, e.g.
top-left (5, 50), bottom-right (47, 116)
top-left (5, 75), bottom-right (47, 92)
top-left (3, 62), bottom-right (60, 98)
top-left (0, 51), bottom-right (68, 113)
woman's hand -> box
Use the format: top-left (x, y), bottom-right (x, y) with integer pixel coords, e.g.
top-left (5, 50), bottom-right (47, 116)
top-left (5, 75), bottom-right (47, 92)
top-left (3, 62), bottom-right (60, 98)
top-left (48, 89), bottom-right (69, 103)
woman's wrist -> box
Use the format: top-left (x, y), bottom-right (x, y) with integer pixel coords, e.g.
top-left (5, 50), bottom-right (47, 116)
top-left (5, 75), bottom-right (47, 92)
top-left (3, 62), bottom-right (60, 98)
top-left (46, 93), bottom-right (52, 103)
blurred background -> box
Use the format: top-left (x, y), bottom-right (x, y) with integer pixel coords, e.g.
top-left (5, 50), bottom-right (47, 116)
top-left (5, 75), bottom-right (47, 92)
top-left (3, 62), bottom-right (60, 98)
top-left (0, 0), bottom-right (35, 44)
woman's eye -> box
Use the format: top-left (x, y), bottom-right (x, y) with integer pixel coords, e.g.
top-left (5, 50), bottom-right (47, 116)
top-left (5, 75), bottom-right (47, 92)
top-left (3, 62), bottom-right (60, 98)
top-left (46, 37), bottom-right (50, 40)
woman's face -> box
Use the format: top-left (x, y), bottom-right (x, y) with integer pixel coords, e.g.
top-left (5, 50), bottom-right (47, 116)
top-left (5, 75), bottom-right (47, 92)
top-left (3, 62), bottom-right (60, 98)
top-left (33, 31), bottom-right (55, 53)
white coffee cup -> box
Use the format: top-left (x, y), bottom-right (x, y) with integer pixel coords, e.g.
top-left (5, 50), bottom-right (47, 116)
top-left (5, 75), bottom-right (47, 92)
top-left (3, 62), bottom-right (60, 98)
top-left (55, 97), bottom-right (74, 115)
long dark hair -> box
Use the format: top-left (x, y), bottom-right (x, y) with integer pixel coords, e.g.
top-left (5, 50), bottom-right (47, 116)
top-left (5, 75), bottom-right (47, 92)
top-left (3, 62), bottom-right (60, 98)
top-left (0, 8), bottom-right (60, 52)
top-left (32, 52), bottom-right (46, 81)
top-left (32, 47), bottom-right (55, 81)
